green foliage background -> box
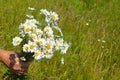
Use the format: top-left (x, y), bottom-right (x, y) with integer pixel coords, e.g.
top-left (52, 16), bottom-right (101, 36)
top-left (0, 0), bottom-right (120, 80)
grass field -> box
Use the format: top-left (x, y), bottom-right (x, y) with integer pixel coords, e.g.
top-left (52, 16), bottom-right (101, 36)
top-left (0, 0), bottom-right (120, 80)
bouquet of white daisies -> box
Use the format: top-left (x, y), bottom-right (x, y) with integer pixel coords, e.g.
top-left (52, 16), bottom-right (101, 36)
top-left (12, 7), bottom-right (70, 62)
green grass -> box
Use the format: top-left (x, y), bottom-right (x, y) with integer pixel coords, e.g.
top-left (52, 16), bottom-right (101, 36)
top-left (0, 0), bottom-right (120, 80)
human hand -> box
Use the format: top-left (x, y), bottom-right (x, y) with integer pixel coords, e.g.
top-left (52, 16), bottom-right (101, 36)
top-left (0, 49), bottom-right (29, 75)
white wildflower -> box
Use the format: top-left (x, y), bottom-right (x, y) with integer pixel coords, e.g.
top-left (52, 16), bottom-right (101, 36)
top-left (23, 44), bottom-right (29, 52)
top-left (102, 40), bottom-right (106, 43)
top-left (40, 9), bottom-right (50, 16)
top-left (34, 38), bottom-right (46, 46)
top-left (12, 37), bottom-right (23, 46)
top-left (30, 19), bottom-right (39, 25)
top-left (29, 33), bottom-right (37, 40)
top-left (61, 57), bottom-right (64, 64)
top-left (49, 11), bottom-right (59, 21)
top-left (26, 14), bottom-right (34, 18)
top-left (28, 7), bottom-right (35, 11)
top-left (24, 19), bottom-right (32, 26)
top-left (101, 46), bottom-right (104, 48)
top-left (44, 26), bottom-right (53, 35)
top-left (55, 38), bottom-right (64, 50)
top-left (19, 23), bottom-right (25, 29)
top-left (36, 29), bottom-right (43, 36)
top-left (43, 54), bottom-right (53, 59)
top-left (34, 50), bottom-right (44, 60)
top-left (98, 39), bottom-right (101, 42)
top-left (86, 23), bottom-right (89, 26)
top-left (61, 42), bottom-right (70, 54)
top-left (12, 8), bottom-right (70, 61)
top-left (31, 24), bottom-right (38, 29)
top-left (20, 57), bottom-right (26, 61)
top-left (24, 26), bottom-right (32, 34)
top-left (28, 41), bottom-right (37, 53)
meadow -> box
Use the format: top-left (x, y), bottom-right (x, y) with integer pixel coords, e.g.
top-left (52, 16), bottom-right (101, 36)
top-left (0, 0), bottom-right (120, 80)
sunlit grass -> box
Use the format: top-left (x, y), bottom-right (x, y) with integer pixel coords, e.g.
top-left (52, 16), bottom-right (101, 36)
top-left (0, 0), bottom-right (120, 80)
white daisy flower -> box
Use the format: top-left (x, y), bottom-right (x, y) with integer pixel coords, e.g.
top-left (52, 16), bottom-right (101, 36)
top-left (31, 24), bottom-right (37, 29)
top-left (23, 44), bottom-right (29, 52)
top-left (12, 36), bottom-right (23, 46)
top-left (40, 9), bottom-right (50, 16)
top-left (34, 38), bottom-right (46, 46)
top-left (55, 40), bottom-right (61, 50)
top-left (29, 33), bottom-right (37, 40)
top-left (19, 30), bottom-right (25, 37)
top-left (24, 26), bottom-right (32, 34)
top-left (45, 43), bottom-right (52, 51)
top-left (24, 19), bottom-right (32, 26)
top-left (44, 40), bottom-right (55, 54)
top-left (34, 50), bottom-right (44, 60)
top-left (44, 26), bottom-right (53, 35)
top-left (55, 38), bottom-right (64, 50)
top-left (30, 19), bottom-right (39, 25)
top-left (61, 42), bottom-right (70, 54)
top-left (36, 29), bottom-right (43, 36)
top-left (49, 11), bottom-right (59, 21)
top-left (46, 38), bottom-right (55, 46)
top-left (45, 17), bottom-right (51, 23)
top-left (49, 35), bottom-right (54, 39)
top-left (28, 41), bottom-right (36, 53)
top-left (58, 38), bottom-right (64, 46)
top-left (28, 7), bottom-right (35, 11)
top-left (19, 24), bottom-right (25, 37)
top-left (44, 54), bottom-right (53, 59)
top-left (43, 50), bottom-right (49, 55)
top-left (19, 23), bottom-right (25, 29)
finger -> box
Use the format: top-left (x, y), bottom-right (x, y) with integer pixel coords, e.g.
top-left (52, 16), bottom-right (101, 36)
top-left (15, 52), bottom-right (21, 58)
top-left (15, 70), bottom-right (25, 75)
top-left (21, 62), bottom-right (29, 68)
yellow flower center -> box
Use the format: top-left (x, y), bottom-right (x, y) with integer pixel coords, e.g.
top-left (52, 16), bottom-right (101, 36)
top-left (30, 45), bottom-right (34, 50)
top-left (50, 14), bottom-right (56, 19)
top-left (63, 45), bottom-right (67, 49)
top-left (55, 43), bottom-right (58, 46)
top-left (32, 26), bottom-right (36, 28)
top-left (46, 44), bottom-right (51, 50)
top-left (50, 35), bottom-right (53, 39)
top-left (45, 34), bottom-right (49, 38)
top-left (25, 46), bottom-right (28, 50)
top-left (39, 41), bottom-right (43, 45)
top-left (36, 41), bottom-right (43, 45)
top-left (25, 28), bottom-right (31, 32)
top-left (16, 40), bottom-right (20, 44)
top-left (34, 52), bottom-right (39, 56)
top-left (33, 30), bottom-right (37, 34)
top-left (30, 35), bottom-right (35, 39)
top-left (44, 51), bottom-right (49, 55)
top-left (37, 31), bottom-right (41, 35)
top-left (45, 29), bottom-right (50, 32)
top-left (36, 41), bottom-right (39, 45)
